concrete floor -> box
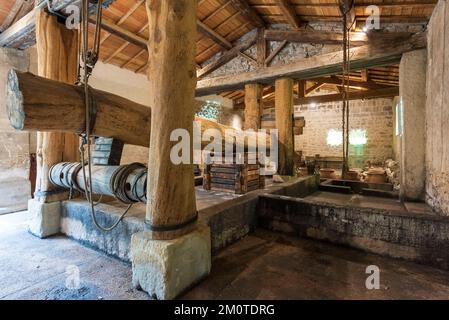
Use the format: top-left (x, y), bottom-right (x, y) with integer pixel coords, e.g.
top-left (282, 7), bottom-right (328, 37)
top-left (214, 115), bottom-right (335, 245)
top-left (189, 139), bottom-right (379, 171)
top-left (2, 211), bottom-right (449, 300)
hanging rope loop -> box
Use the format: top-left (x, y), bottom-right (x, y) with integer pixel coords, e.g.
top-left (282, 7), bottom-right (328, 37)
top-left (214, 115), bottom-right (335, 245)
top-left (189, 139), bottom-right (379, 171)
top-left (75, 0), bottom-right (133, 232)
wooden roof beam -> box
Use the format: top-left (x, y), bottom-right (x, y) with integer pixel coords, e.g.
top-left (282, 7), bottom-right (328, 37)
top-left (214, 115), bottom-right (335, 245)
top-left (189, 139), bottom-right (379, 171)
top-left (339, 0), bottom-right (356, 30)
top-left (228, 0), bottom-right (265, 28)
top-left (296, 86), bottom-right (399, 105)
top-left (264, 29), bottom-right (414, 46)
top-left (273, 0), bottom-right (302, 29)
top-left (311, 76), bottom-right (390, 90)
top-left (197, 31), bottom-right (257, 79)
top-left (196, 32), bottom-right (426, 96)
top-left (197, 20), bottom-right (233, 50)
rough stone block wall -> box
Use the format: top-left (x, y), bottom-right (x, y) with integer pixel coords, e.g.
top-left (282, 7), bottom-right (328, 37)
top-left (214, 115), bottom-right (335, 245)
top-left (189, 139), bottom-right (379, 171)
top-left (425, 0), bottom-right (449, 215)
top-left (0, 48), bottom-right (31, 214)
top-left (202, 22), bottom-right (427, 79)
top-left (258, 194), bottom-right (449, 270)
top-left (293, 98), bottom-right (395, 168)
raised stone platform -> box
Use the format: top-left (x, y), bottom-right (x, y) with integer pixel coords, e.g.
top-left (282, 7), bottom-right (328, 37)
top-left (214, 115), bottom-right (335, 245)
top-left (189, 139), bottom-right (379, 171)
top-left (61, 177), bottom-right (319, 261)
top-left (259, 191), bottom-right (449, 270)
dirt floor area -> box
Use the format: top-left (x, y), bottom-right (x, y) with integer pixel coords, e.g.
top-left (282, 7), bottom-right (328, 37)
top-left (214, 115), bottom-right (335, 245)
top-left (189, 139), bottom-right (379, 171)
top-left (2, 211), bottom-right (449, 300)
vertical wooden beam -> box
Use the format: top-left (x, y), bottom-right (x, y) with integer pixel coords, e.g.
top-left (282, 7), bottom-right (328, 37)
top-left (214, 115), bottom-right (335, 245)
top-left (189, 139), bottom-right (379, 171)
top-left (361, 69), bottom-right (369, 81)
top-left (244, 83), bottom-right (263, 130)
top-left (275, 78), bottom-right (294, 176)
top-left (297, 80), bottom-right (305, 98)
top-left (145, 0), bottom-right (198, 240)
top-left (35, 10), bottom-right (79, 202)
top-left (256, 27), bottom-right (267, 68)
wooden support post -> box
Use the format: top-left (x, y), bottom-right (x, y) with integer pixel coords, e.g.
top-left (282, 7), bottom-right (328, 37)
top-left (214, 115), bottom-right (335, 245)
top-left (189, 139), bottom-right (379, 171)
top-left (256, 28), bottom-right (267, 68)
top-left (275, 78), bottom-right (294, 176)
top-left (244, 83), bottom-right (263, 130)
top-left (35, 10), bottom-right (79, 202)
top-left (297, 80), bottom-right (305, 98)
top-left (145, 0), bottom-right (198, 240)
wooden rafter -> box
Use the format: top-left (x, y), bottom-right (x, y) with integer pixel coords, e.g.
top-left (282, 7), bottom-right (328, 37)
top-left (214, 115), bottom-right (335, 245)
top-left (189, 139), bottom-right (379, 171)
top-left (99, 0), bottom-right (144, 45)
top-left (305, 82), bottom-right (325, 96)
top-left (104, 22), bottom-right (149, 63)
top-left (0, 0), bottom-right (34, 32)
top-left (311, 76), bottom-right (391, 90)
top-left (196, 32), bottom-right (426, 96)
top-left (265, 40), bottom-right (288, 66)
top-left (197, 31), bottom-right (257, 79)
top-left (197, 20), bottom-right (233, 50)
top-left (296, 87), bottom-right (399, 105)
top-left (228, 0), bottom-right (265, 28)
top-left (264, 29), bottom-right (413, 46)
top-left (273, 0), bottom-right (301, 29)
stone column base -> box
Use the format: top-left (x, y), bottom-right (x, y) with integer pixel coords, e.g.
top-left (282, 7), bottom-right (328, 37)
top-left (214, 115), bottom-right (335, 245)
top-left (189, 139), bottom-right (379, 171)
top-left (28, 199), bottom-right (61, 238)
top-left (131, 224), bottom-right (211, 300)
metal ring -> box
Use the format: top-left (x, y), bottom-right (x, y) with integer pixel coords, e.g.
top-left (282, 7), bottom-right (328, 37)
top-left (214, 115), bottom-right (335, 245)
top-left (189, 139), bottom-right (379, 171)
top-left (144, 213), bottom-right (199, 232)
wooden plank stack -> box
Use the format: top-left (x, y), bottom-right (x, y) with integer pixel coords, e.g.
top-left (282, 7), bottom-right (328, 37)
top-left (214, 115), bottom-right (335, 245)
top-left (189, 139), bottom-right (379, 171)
top-left (203, 153), bottom-right (265, 194)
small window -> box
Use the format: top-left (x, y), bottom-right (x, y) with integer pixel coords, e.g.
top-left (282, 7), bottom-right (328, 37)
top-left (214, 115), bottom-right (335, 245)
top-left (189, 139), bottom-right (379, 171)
top-left (349, 129), bottom-right (367, 146)
top-left (396, 98), bottom-right (404, 137)
top-left (327, 129), bottom-right (343, 146)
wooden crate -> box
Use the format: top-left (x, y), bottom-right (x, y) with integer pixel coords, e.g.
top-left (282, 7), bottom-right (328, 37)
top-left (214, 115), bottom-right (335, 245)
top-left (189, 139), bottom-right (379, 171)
top-left (203, 153), bottom-right (265, 194)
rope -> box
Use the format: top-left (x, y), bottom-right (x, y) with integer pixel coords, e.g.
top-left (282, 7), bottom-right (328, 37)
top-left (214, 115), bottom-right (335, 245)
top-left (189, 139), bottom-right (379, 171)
top-left (77, 0), bottom-right (133, 232)
top-left (340, 1), bottom-right (355, 179)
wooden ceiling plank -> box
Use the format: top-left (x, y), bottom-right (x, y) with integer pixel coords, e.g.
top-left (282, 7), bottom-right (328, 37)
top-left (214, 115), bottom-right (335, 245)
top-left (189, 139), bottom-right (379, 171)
top-left (1, 0), bottom-right (27, 32)
top-left (104, 22), bottom-right (149, 63)
top-left (228, 0), bottom-right (265, 28)
top-left (197, 20), bottom-right (233, 49)
top-left (273, 0), bottom-right (302, 29)
top-left (121, 48), bottom-right (146, 68)
top-left (100, 0), bottom-right (145, 45)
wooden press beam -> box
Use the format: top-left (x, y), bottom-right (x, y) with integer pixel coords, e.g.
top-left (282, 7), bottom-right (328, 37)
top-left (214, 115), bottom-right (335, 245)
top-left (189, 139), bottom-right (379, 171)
top-left (6, 70), bottom-right (270, 150)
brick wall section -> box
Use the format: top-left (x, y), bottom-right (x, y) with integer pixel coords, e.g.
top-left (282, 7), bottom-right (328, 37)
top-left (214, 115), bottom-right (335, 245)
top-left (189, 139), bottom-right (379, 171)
top-left (293, 98), bottom-right (395, 167)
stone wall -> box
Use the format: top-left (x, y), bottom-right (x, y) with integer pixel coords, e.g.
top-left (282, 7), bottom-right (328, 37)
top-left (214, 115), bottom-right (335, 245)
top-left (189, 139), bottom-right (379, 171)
top-left (259, 193), bottom-right (449, 270)
top-left (202, 22), bottom-right (427, 79)
top-left (425, 0), bottom-right (449, 215)
top-left (0, 48), bottom-right (31, 214)
top-left (293, 97), bottom-right (395, 168)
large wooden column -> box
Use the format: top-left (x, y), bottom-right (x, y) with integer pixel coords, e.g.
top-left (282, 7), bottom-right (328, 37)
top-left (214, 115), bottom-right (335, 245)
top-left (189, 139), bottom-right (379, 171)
top-left (35, 10), bottom-right (79, 201)
top-left (275, 78), bottom-right (294, 176)
top-left (244, 83), bottom-right (263, 130)
top-left (145, 0), bottom-right (198, 240)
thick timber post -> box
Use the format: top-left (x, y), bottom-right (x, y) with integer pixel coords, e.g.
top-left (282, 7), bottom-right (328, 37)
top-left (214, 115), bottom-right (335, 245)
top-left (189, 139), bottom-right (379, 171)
top-left (131, 0), bottom-right (211, 300)
top-left (275, 78), bottom-right (294, 176)
top-left (244, 83), bottom-right (263, 130)
top-left (28, 10), bottom-right (79, 238)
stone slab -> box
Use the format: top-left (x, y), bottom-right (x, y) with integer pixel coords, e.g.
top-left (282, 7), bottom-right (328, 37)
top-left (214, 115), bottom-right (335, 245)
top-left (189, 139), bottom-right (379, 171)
top-left (28, 199), bottom-right (61, 238)
top-left (131, 224), bottom-right (211, 300)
